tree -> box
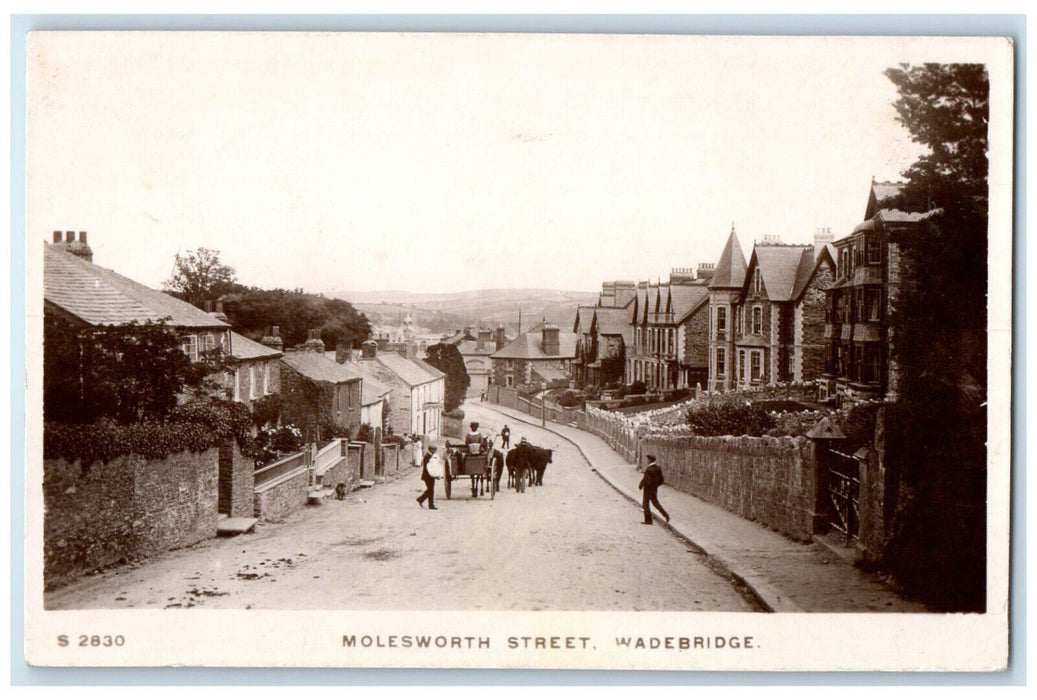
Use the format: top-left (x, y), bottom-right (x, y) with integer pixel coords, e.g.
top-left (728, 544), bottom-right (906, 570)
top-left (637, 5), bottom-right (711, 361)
top-left (423, 343), bottom-right (470, 412)
top-left (164, 247), bottom-right (239, 309)
top-left (223, 288), bottom-right (371, 351)
top-left (44, 318), bottom-right (209, 424)
top-left (885, 63), bottom-right (989, 211)
top-left (880, 63), bottom-right (989, 612)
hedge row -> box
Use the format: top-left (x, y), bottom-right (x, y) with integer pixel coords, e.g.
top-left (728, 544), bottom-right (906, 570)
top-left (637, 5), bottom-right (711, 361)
top-left (44, 398), bottom-right (254, 472)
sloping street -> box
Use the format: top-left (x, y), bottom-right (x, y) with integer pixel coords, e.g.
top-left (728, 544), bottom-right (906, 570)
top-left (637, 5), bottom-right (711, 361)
top-left (46, 404), bottom-right (758, 612)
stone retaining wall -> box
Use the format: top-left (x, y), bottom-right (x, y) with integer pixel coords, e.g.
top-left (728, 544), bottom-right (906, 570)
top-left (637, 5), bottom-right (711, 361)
top-left (253, 466), bottom-right (311, 522)
top-left (639, 434), bottom-right (822, 541)
top-left (44, 448), bottom-right (220, 590)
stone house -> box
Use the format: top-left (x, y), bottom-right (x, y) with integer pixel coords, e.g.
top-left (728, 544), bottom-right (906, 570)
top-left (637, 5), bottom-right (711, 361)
top-left (627, 267), bottom-right (712, 392)
top-left (453, 326), bottom-right (509, 398)
top-left (821, 181), bottom-right (933, 404)
top-left (44, 235), bottom-right (233, 363)
top-left (726, 234), bottom-right (837, 389)
top-left (490, 322), bottom-right (577, 389)
top-left (279, 332), bottom-right (363, 441)
top-left (707, 227), bottom-right (749, 393)
top-left (226, 331), bottom-right (282, 413)
top-left (43, 234), bottom-right (257, 524)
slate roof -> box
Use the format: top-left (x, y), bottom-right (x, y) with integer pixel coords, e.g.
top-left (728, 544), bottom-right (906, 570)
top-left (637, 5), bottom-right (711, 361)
top-left (574, 306), bottom-right (596, 334)
top-left (374, 352), bottom-right (444, 387)
top-left (230, 332), bottom-right (282, 361)
top-left (44, 245), bottom-right (228, 329)
top-left (490, 329), bottom-right (578, 360)
top-left (593, 307), bottom-right (633, 345)
top-left (457, 336), bottom-right (510, 356)
top-left (750, 245), bottom-right (813, 302)
top-left (281, 351), bottom-right (363, 384)
top-left (669, 284), bottom-right (710, 322)
top-left (709, 228), bottom-right (749, 290)
top-left (790, 246), bottom-right (837, 301)
top-left (360, 376), bottom-right (392, 405)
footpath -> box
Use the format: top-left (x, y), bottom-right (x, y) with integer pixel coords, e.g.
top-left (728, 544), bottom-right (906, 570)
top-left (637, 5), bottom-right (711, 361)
top-left (484, 403), bottom-right (929, 613)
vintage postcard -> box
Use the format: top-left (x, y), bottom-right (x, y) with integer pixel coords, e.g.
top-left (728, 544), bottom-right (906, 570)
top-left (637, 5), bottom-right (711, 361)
top-left (22, 31), bottom-right (1013, 671)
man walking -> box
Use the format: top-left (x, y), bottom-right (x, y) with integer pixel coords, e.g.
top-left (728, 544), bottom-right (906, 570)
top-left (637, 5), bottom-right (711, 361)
top-left (417, 445), bottom-right (440, 510)
top-left (638, 454), bottom-right (669, 525)
top-left (500, 424), bottom-right (511, 449)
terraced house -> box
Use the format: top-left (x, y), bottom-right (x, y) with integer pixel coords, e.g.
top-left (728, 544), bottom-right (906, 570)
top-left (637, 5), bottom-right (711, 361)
top-left (821, 181), bottom-right (933, 404)
top-left (626, 266), bottom-right (712, 392)
top-left (727, 232), bottom-right (836, 389)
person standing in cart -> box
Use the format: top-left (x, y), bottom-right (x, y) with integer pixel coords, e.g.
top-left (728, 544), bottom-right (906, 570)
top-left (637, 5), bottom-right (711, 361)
top-left (417, 445), bottom-right (440, 510)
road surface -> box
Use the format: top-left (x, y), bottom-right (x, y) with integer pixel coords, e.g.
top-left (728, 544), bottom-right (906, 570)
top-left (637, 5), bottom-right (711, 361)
top-left (46, 402), bottom-right (758, 612)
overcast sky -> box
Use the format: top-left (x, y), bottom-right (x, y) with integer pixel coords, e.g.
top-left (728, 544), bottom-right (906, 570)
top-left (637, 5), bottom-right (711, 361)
top-left (26, 33), bottom-right (995, 295)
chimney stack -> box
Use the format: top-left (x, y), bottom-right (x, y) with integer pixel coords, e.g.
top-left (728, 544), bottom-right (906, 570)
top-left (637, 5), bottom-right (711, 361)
top-left (495, 324), bottom-right (506, 351)
top-left (541, 323), bottom-right (560, 356)
top-left (814, 226), bottom-right (835, 259)
top-left (696, 262), bottom-right (715, 281)
top-left (50, 230), bottom-right (94, 262)
top-left (260, 325), bottom-right (283, 351)
top-left (302, 328), bottom-right (326, 353)
top-left (335, 345), bottom-right (351, 364)
top-left (361, 339), bottom-right (378, 360)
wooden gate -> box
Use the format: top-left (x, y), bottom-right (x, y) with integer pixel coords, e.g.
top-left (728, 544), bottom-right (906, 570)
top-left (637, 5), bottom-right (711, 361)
top-left (827, 449), bottom-right (861, 543)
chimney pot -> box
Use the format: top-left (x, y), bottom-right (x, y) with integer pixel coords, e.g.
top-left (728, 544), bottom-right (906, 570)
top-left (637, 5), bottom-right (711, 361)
top-left (52, 231), bottom-right (62, 243)
top-left (65, 231), bottom-right (74, 242)
top-left (79, 231), bottom-right (87, 244)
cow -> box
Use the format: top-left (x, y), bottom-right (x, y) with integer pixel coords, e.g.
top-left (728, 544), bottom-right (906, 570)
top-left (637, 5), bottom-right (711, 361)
top-left (530, 446), bottom-right (554, 486)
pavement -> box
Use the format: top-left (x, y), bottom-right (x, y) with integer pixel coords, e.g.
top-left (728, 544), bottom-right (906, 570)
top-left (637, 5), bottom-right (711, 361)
top-left (482, 402), bottom-right (930, 613)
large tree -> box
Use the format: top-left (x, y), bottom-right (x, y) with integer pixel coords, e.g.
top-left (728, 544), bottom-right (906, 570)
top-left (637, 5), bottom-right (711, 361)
top-left (163, 247), bottom-right (239, 309)
top-left (880, 63), bottom-right (989, 612)
top-left (223, 289), bottom-right (371, 351)
top-left (423, 343), bottom-right (470, 413)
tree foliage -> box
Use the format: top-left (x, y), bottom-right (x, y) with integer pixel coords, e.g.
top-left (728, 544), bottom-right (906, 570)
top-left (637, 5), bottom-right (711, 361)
top-left (44, 317), bottom-right (216, 424)
top-left (223, 288), bottom-right (371, 351)
top-left (880, 63), bottom-right (989, 612)
top-left (885, 63), bottom-right (989, 211)
top-left (163, 247), bottom-right (239, 308)
top-left (423, 343), bottom-right (470, 412)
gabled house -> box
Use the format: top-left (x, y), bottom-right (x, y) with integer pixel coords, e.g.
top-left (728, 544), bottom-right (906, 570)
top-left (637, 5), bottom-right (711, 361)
top-left (490, 322), bottom-right (577, 389)
top-left (728, 233), bottom-right (837, 389)
top-left (707, 226), bottom-right (749, 393)
top-left (226, 331), bottom-right (282, 414)
top-left (343, 341), bottom-right (445, 438)
top-left (44, 237), bottom-right (232, 356)
top-left (455, 326), bottom-right (509, 398)
top-left (626, 267), bottom-right (712, 392)
top-left (821, 181), bottom-right (934, 403)
top-left (279, 332), bottom-right (363, 441)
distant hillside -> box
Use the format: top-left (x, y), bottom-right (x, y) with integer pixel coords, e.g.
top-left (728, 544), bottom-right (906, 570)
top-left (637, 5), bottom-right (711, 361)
top-left (334, 288), bottom-right (600, 335)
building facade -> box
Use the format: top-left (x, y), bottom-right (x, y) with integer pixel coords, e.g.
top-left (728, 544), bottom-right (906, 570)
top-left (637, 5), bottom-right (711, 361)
top-left (821, 182), bottom-right (930, 404)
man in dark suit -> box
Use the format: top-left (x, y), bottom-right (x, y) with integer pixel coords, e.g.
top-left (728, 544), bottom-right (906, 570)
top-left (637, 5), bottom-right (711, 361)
top-left (638, 454), bottom-right (669, 525)
top-left (417, 445), bottom-right (439, 510)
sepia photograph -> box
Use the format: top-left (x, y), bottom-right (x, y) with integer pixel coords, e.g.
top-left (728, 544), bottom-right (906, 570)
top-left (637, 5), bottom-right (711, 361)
top-left (21, 27), bottom-right (1014, 672)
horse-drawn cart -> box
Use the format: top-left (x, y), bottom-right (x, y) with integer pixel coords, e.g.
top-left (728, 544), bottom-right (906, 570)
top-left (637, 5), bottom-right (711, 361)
top-left (443, 440), bottom-right (499, 499)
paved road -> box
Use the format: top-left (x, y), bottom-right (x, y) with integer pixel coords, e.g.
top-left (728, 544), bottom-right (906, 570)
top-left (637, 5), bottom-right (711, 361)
top-left (46, 404), bottom-right (757, 612)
